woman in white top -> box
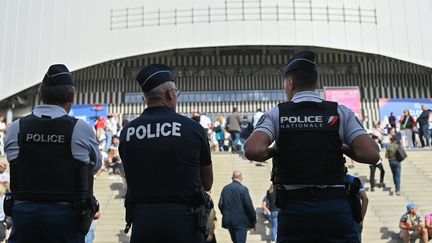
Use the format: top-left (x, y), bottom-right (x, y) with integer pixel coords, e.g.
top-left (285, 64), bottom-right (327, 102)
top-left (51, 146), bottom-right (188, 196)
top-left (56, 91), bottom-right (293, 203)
top-left (0, 116), bottom-right (7, 155)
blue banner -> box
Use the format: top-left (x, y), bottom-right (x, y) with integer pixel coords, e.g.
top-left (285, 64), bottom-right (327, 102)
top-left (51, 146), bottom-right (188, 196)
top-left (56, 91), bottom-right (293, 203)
top-left (379, 99), bottom-right (432, 123)
top-left (69, 104), bottom-right (108, 125)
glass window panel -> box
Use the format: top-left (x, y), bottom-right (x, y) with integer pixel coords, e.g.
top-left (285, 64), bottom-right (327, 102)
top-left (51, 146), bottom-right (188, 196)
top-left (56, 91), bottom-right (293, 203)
top-left (241, 92), bottom-right (247, 101)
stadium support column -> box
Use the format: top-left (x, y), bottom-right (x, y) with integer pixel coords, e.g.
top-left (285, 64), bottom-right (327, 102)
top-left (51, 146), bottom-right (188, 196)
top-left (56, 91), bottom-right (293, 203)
top-left (6, 107), bottom-right (13, 125)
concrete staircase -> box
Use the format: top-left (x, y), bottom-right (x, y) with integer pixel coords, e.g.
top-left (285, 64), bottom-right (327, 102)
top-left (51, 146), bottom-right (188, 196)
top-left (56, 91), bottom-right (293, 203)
top-left (92, 151), bottom-right (432, 243)
top-left (92, 174), bottom-right (129, 243)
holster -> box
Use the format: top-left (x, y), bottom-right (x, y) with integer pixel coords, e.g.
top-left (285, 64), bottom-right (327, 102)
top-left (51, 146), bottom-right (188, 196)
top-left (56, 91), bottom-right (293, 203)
top-left (346, 177), bottom-right (363, 223)
top-left (193, 189), bottom-right (214, 234)
top-left (124, 194), bottom-right (134, 234)
top-left (3, 193), bottom-right (14, 217)
top-left (274, 185), bottom-right (287, 209)
top-left (76, 195), bottom-right (99, 234)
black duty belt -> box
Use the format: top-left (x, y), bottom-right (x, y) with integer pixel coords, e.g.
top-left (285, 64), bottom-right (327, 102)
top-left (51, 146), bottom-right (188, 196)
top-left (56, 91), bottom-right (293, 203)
top-left (133, 198), bottom-right (195, 206)
top-left (15, 200), bottom-right (73, 206)
top-left (282, 187), bottom-right (348, 200)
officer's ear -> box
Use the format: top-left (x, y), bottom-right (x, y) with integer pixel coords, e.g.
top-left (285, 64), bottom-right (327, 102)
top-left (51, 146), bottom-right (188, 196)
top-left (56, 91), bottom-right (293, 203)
top-left (290, 78), bottom-right (296, 91)
top-left (285, 77), bottom-right (295, 91)
top-left (166, 88), bottom-right (175, 101)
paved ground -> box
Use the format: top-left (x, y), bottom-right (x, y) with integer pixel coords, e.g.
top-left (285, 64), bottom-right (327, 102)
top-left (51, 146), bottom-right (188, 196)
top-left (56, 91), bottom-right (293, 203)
top-left (88, 150), bottom-right (432, 242)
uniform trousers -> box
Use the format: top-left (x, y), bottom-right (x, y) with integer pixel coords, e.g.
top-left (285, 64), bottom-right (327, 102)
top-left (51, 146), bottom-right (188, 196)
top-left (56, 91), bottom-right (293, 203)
top-left (277, 198), bottom-right (360, 243)
top-left (9, 202), bottom-right (84, 243)
top-left (131, 203), bottom-right (204, 243)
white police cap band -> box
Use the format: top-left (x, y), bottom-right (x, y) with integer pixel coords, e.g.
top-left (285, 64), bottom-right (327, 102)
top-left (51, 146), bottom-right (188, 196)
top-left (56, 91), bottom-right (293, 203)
top-left (42, 64), bottom-right (75, 86)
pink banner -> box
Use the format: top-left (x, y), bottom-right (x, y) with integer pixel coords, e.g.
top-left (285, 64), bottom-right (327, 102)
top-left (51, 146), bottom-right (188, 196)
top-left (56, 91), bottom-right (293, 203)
top-left (324, 87), bottom-right (362, 120)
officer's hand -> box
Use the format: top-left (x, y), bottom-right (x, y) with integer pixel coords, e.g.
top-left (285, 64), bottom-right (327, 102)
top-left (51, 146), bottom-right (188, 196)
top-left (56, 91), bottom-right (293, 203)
top-left (206, 235), bottom-right (213, 242)
top-left (94, 211), bottom-right (101, 219)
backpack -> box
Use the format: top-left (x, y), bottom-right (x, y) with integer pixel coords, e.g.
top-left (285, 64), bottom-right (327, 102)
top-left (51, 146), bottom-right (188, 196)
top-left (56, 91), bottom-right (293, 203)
top-left (395, 145), bottom-right (408, 161)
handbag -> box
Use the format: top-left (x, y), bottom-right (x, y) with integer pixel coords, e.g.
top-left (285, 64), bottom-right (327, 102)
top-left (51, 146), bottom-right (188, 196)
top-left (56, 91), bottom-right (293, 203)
top-left (400, 116), bottom-right (409, 129)
top-left (395, 145), bottom-right (408, 162)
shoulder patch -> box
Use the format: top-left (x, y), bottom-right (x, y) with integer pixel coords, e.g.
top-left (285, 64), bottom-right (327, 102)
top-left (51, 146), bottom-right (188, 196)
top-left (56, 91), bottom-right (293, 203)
top-left (256, 114), bottom-right (266, 126)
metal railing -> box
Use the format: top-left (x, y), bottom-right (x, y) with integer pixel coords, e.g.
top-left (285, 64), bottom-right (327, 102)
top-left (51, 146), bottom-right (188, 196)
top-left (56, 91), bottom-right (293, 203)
top-left (110, 0), bottom-right (377, 30)
top-left (124, 90), bottom-right (287, 104)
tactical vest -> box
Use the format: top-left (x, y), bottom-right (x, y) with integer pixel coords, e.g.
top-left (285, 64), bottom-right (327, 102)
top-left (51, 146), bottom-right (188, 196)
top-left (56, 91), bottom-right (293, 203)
top-left (10, 114), bottom-right (93, 201)
top-left (272, 101), bottom-right (346, 185)
top-left (120, 108), bottom-right (202, 204)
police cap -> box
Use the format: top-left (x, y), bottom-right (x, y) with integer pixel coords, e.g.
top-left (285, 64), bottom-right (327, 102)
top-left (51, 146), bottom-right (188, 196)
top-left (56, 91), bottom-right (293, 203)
top-left (42, 64), bottom-right (75, 86)
top-left (136, 64), bottom-right (175, 92)
top-left (284, 50), bottom-right (317, 76)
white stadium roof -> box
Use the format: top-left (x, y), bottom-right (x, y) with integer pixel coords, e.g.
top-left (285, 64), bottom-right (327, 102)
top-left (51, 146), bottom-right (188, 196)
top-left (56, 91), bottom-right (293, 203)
top-left (1, 0), bottom-right (432, 100)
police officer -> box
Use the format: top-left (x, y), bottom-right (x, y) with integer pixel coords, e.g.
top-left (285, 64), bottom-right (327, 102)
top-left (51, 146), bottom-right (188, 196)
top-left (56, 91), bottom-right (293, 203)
top-left (4, 64), bottom-right (102, 243)
top-left (244, 51), bottom-right (380, 242)
top-left (119, 64), bottom-right (213, 243)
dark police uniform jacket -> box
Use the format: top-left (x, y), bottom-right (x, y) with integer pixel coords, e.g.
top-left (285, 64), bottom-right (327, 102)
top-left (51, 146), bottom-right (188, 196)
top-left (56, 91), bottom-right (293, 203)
top-left (119, 106), bottom-right (212, 204)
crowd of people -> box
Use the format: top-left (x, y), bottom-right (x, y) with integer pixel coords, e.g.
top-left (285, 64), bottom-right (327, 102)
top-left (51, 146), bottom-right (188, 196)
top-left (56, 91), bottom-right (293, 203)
top-left (189, 108), bottom-right (262, 153)
top-left (363, 107), bottom-right (431, 196)
top-left (370, 105), bottom-right (431, 150)
top-left (94, 114), bottom-right (124, 180)
top-left (359, 111), bottom-right (432, 242)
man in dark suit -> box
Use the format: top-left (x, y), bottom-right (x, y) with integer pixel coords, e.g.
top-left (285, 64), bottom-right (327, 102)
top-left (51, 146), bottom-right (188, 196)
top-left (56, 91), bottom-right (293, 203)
top-left (416, 104), bottom-right (430, 147)
top-left (218, 171), bottom-right (256, 243)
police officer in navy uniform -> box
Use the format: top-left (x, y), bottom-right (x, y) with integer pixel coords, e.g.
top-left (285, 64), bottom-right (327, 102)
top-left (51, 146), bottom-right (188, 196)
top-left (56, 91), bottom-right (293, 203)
top-left (4, 64), bottom-right (102, 243)
top-left (119, 64), bottom-right (213, 243)
top-left (245, 51), bottom-right (380, 242)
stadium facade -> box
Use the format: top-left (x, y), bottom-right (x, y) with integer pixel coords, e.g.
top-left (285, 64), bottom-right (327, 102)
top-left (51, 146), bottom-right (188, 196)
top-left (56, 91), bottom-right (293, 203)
top-left (1, 0), bottom-right (432, 128)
